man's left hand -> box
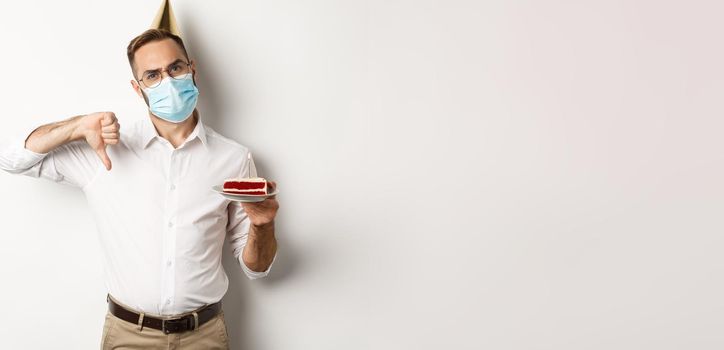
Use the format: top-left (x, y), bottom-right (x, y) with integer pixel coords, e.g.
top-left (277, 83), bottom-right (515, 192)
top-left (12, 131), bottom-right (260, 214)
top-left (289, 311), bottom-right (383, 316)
top-left (242, 180), bottom-right (279, 229)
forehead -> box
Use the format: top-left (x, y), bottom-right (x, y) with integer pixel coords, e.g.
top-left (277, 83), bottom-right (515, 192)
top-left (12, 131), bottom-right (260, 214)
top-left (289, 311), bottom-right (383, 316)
top-left (133, 38), bottom-right (186, 73)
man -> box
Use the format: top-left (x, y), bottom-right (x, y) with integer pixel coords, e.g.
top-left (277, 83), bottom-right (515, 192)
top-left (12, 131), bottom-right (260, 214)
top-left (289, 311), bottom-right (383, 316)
top-left (0, 27), bottom-right (279, 349)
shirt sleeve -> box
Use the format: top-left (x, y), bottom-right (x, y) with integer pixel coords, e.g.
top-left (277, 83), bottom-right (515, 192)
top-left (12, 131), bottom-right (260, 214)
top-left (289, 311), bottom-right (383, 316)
top-left (0, 122), bottom-right (102, 189)
top-left (226, 150), bottom-right (277, 280)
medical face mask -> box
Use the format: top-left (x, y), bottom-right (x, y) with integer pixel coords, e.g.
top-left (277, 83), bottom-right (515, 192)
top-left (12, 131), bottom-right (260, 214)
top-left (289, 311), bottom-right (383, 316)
top-left (142, 73), bottom-right (199, 123)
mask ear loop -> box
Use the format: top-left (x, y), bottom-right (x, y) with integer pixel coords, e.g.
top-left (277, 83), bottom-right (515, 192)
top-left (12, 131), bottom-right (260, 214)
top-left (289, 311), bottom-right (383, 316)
top-left (137, 312), bottom-right (145, 332)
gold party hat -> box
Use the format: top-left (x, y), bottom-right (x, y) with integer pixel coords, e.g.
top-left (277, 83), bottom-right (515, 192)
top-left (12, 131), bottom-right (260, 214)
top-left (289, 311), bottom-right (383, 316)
top-left (150, 0), bottom-right (181, 36)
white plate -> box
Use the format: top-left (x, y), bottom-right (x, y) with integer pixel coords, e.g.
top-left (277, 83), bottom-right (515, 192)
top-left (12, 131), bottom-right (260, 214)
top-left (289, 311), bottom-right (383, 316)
top-left (212, 185), bottom-right (278, 202)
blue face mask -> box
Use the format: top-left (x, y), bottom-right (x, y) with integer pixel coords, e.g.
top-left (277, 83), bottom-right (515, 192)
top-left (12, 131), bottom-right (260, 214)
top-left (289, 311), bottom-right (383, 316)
top-left (143, 73), bottom-right (199, 123)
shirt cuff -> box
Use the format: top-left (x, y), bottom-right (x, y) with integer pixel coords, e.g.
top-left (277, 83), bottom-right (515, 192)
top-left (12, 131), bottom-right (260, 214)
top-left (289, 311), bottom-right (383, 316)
top-left (239, 251), bottom-right (277, 280)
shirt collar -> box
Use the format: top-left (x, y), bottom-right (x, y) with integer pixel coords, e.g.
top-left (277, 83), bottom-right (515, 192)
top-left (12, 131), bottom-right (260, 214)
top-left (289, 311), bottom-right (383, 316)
top-left (141, 112), bottom-right (208, 151)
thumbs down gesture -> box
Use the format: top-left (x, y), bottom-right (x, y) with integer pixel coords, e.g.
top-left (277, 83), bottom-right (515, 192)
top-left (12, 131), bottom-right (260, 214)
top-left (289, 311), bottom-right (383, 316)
top-left (78, 112), bottom-right (120, 171)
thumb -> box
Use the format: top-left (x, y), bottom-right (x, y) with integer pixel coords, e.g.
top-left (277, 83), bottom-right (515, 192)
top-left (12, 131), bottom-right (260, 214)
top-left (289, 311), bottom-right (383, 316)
top-left (95, 143), bottom-right (112, 171)
top-left (101, 112), bottom-right (114, 126)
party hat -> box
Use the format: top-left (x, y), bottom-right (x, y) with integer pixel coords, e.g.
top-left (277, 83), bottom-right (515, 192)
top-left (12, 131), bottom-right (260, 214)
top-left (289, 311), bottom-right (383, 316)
top-left (150, 0), bottom-right (181, 36)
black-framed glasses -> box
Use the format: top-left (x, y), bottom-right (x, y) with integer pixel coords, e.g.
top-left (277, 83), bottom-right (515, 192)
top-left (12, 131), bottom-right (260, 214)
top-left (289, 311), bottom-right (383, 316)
top-left (137, 60), bottom-right (193, 89)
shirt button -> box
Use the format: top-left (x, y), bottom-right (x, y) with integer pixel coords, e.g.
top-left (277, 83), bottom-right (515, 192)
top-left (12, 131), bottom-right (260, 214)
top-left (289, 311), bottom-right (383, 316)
top-left (170, 184), bottom-right (176, 190)
top-left (168, 221), bottom-right (174, 228)
top-left (166, 260), bottom-right (172, 267)
top-left (166, 299), bottom-right (171, 305)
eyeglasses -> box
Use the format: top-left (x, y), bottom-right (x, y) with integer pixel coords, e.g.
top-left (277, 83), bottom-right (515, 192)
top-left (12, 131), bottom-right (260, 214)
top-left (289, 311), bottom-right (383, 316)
top-left (137, 60), bottom-right (193, 89)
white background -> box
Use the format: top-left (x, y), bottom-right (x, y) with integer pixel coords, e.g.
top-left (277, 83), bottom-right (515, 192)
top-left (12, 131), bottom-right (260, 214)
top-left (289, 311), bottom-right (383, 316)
top-left (0, 0), bottom-right (722, 349)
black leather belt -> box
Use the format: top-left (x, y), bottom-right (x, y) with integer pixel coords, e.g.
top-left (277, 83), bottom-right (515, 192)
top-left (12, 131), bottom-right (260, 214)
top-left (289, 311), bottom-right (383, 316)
top-left (106, 294), bottom-right (222, 334)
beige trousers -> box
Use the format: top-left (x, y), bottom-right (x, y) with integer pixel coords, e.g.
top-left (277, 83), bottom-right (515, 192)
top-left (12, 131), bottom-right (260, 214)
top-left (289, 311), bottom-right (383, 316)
top-left (100, 307), bottom-right (230, 350)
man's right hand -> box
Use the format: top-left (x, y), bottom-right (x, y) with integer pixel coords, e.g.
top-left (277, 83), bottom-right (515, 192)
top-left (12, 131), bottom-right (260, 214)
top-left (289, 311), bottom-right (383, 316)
top-left (77, 112), bottom-right (120, 171)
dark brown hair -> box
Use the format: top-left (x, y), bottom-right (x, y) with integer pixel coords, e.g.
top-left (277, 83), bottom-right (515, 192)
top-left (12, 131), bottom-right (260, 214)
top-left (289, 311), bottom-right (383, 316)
top-left (126, 29), bottom-right (190, 79)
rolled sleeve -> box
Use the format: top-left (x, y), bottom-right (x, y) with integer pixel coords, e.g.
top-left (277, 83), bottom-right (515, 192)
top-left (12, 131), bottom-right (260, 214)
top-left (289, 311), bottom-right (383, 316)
top-left (242, 250), bottom-right (276, 279)
top-left (0, 124), bottom-right (49, 173)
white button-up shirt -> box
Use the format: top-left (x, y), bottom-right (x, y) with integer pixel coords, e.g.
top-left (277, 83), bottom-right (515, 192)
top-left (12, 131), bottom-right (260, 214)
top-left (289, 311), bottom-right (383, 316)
top-left (0, 115), bottom-right (275, 316)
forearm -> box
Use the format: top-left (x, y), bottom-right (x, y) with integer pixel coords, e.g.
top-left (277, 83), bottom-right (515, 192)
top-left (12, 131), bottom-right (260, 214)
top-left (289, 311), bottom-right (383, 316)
top-left (24, 114), bottom-right (86, 154)
top-left (242, 221), bottom-right (277, 272)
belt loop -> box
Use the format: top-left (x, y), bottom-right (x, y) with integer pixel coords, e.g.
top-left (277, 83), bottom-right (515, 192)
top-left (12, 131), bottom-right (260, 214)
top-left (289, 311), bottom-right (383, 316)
top-left (137, 313), bottom-right (145, 331)
top-left (192, 312), bottom-right (199, 331)
top-left (106, 294), bottom-right (109, 303)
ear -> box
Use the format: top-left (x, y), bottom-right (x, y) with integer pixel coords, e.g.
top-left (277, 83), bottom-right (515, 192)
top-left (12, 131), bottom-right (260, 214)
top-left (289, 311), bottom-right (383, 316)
top-left (190, 60), bottom-right (197, 79)
top-left (189, 60), bottom-right (200, 94)
top-left (130, 79), bottom-right (143, 98)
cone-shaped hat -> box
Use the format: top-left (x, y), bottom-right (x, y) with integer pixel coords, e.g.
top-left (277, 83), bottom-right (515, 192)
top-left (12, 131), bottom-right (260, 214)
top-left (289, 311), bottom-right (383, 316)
top-left (150, 0), bottom-right (181, 36)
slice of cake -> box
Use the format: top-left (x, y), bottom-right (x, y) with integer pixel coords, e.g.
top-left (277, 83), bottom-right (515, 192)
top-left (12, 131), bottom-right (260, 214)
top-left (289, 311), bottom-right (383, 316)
top-left (223, 177), bottom-right (268, 195)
